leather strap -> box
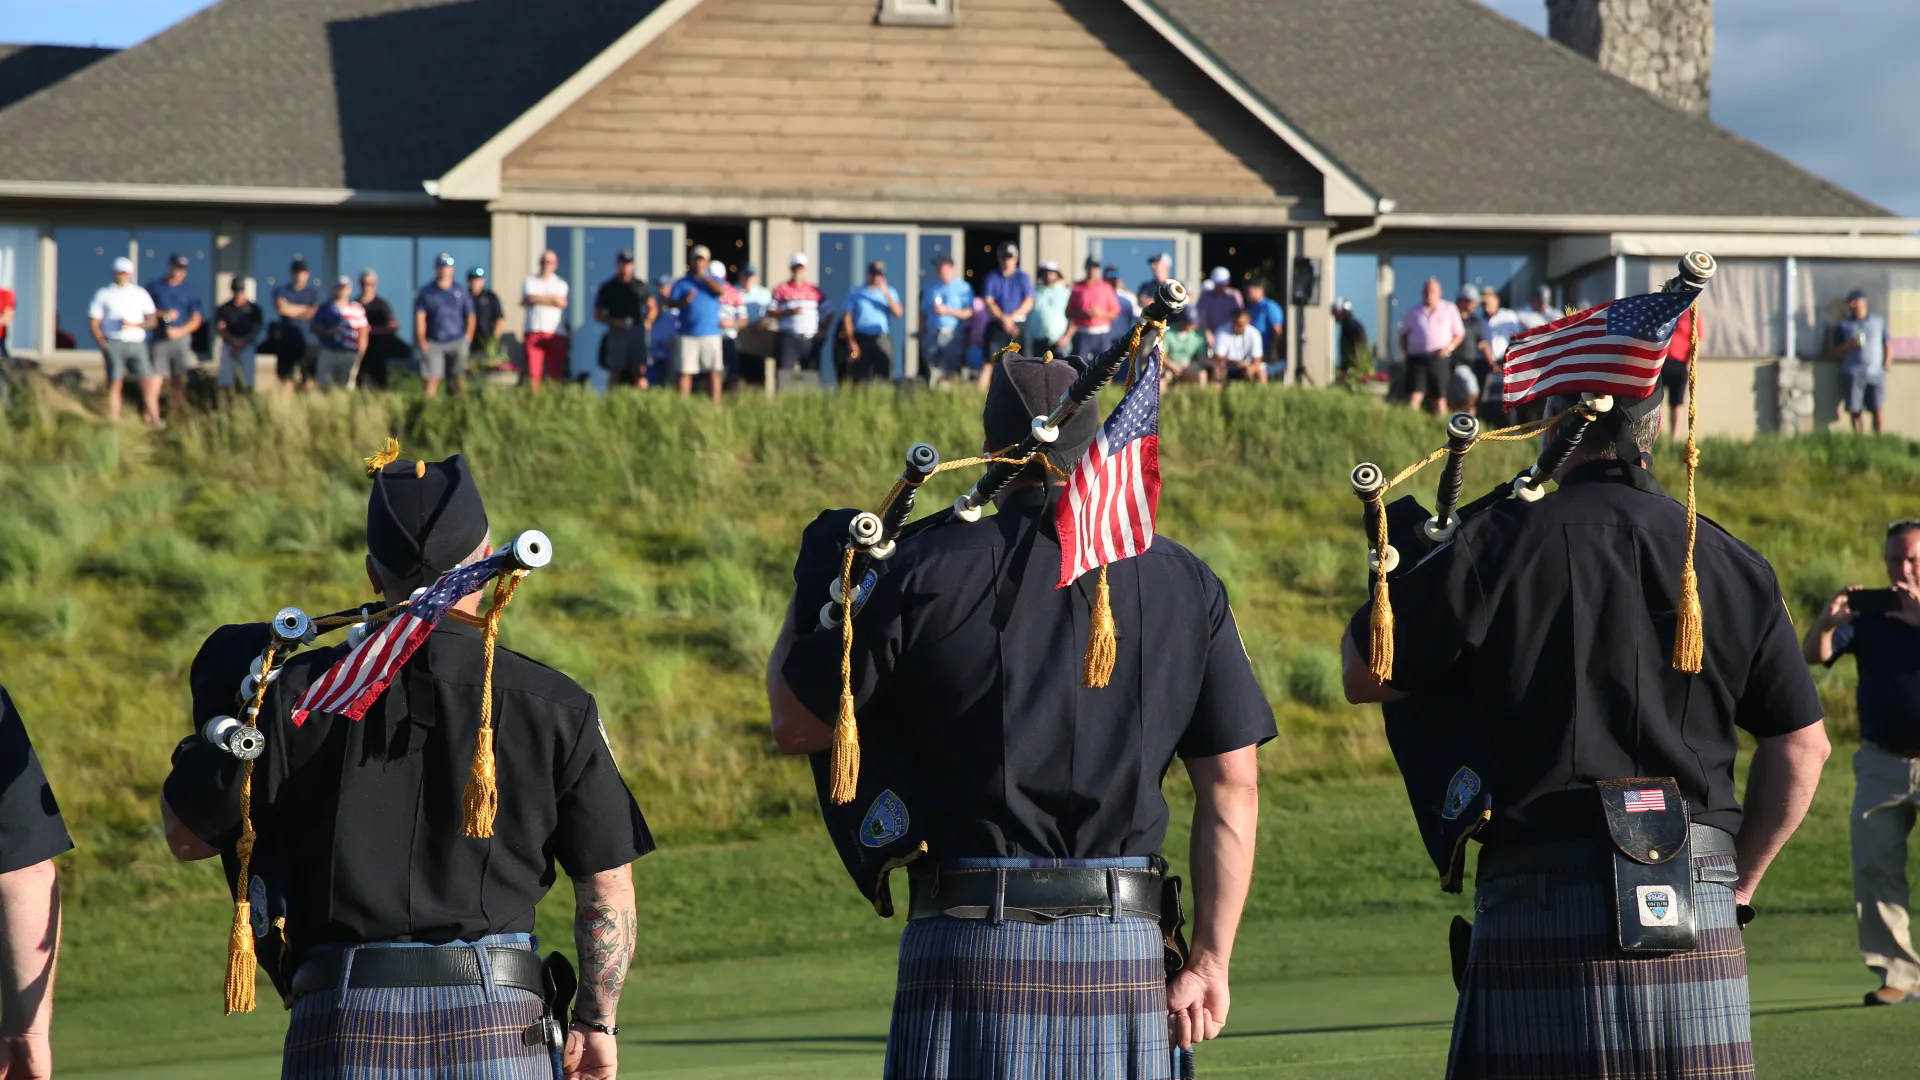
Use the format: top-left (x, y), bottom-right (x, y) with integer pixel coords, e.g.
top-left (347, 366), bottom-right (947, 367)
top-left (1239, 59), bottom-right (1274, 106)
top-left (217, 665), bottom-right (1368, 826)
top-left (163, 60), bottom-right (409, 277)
top-left (908, 864), bottom-right (1163, 924)
top-left (290, 945), bottom-right (543, 999)
top-left (1477, 823), bottom-right (1735, 882)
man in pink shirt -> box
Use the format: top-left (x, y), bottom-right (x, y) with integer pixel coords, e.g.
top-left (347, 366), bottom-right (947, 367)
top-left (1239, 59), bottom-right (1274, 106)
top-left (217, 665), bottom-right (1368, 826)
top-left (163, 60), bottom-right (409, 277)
top-left (1397, 276), bottom-right (1465, 413)
top-left (1067, 257), bottom-right (1121, 359)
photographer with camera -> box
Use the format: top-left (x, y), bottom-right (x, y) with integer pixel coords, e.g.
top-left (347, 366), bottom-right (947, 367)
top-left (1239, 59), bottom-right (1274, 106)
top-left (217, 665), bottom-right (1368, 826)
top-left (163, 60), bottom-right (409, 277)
top-left (1804, 519), bottom-right (1920, 1005)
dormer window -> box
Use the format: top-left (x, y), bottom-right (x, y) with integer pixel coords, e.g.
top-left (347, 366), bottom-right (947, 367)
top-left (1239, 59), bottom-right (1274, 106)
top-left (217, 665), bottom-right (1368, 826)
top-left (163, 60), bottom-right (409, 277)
top-left (876, 0), bottom-right (957, 27)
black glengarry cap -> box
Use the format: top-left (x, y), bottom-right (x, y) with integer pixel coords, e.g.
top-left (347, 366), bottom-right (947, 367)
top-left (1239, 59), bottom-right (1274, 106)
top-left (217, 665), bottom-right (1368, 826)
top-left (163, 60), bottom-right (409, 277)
top-left (365, 448), bottom-right (489, 594)
top-left (983, 355), bottom-right (1100, 477)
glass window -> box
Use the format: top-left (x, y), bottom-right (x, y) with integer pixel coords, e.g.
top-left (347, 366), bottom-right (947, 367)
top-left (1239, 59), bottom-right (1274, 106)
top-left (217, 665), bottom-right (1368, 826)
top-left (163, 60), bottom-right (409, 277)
top-left (55, 227), bottom-right (132, 351)
top-left (1796, 259), bottom-right (1920, 361)
top-left (1086, 235), bottom-right (1183, 295)
top-left (251, 233), bottom-right (328, 310)
top-left (547, 225), bottom-right (636, 392)
top-left (0, 227), bottom-right (40, 354)
top-left (1386, 255), bottom-right (1459, 359)
top-left (816, 231), bottom-right (907, 382)
top-left (1331, 253), bottom-right (1379, 360)
top-left (1561, 261), bottom-right (1615, 313)
top-left (647, 228), bottom-right (676, 290)
top-left (1463, 254), bottom-right (1538, 308)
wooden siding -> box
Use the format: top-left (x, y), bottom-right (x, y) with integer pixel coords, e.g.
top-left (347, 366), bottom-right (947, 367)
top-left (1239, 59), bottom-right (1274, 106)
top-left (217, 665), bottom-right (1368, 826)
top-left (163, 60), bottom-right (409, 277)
top-left (502, 0), bottom-right (1318, 207)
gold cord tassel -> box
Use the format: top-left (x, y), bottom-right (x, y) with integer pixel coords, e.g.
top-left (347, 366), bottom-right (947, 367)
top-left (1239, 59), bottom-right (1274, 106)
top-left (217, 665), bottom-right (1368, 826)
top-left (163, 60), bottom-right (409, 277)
top-left (463, 570), bottom-right (526, 838)
top-left (1672, 303), bottom-right (1705, 673)
top-left (224, 641), bottom-right (275, 1014)
top-left (830, 548), bottom-right (861, 805)
top-left (1083, 565), bottom-right (1117, 688)
top-left (364, 437), bottom-right (401, 476)
top-left (1368, 496), bottom-right (1394, 683)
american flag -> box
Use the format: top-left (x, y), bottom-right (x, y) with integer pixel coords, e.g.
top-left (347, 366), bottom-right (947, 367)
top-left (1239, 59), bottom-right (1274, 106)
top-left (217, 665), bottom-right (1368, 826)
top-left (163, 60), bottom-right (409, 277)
top-left (1622, 788), bottom-right (1668, 813)
top-left (1501, 286), bottom-right (1701, 406)
top-left (1055, 350), bottom-right (1161, 587)
top-left (289, 552), bottom-right (514, 726)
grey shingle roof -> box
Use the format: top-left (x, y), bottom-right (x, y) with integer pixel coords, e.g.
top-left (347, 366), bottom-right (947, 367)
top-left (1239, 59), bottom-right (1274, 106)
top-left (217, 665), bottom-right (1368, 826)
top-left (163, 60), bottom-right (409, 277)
top-left (1150, 0), bottom-right (1890, 219)
top-left (0, 45), bottom-right (117, 112)
top-left (0, 0), bottom-right (659, 193)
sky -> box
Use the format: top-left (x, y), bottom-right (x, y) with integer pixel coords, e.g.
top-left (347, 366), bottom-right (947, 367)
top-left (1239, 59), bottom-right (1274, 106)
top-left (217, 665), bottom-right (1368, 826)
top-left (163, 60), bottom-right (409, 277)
top-left (1, 0), bottom-right (1916, 216)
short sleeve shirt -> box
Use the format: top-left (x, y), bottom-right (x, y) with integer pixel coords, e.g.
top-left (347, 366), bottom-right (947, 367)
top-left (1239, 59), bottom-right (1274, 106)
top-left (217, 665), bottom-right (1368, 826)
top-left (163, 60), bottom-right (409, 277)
top-left (522, 275), bottom-right (569, 336)
top-left (0, 287), bottom-right (13, 343)
top-left (593, 277), bottom-right (646, 324)
top-left (1030, 282), bottom-right (1071, 342)
top-left (413, 283), bottom-right (474, 344)
top-left (312, 299), bottom-right (368, 350)
top-left (848, 285), bottom-right (900, 336)
top-left (145, 276), bottom-right (204, 331)
top-left (923, 279), bottom-right (976, 332)
top-left (89, 283), bottom-right (156, 342)
top-left (271, 282), bottom-right (322, 339)
top-left (361, 295), bottom-right (396, 333)
top-left (983, 269), bottom-right (1033, 321)
top-left (1400, 302), bottom-right (1465, 356)
top-left (783, 491), bottom-right (1276, 858)
top-left (1067, 279), bottom-right (1119, 332)
top-left (1828, 614), bottom-right (1920, 755)
top-left (1246, 297), bottom-right (1284, 340)
top-left (1836, 315), bottom-right (1889, 376)
top-left (1163, 327), bottom-right (1207, 367)
top-left (771, 281), bottom-right (825, 336)
top-left (1213, 325), bottom-right (1263, 362)
top-left (216, 299), bottom-right (263, 342)
top-left (470, 289), bottom-right (504, 344)
top-left (669, 274), bottom-right (722, 337)
top-left (1482, 307), bottom-right (1525, 362)
top-left (718, 285), bottom-right (745, 340)
top-left (0, 688), bottom-right (74, 874)
top-left (1194, 286), bottom-right (1243, 338)
top-left (1347, 460), bottom-right (1823, 844)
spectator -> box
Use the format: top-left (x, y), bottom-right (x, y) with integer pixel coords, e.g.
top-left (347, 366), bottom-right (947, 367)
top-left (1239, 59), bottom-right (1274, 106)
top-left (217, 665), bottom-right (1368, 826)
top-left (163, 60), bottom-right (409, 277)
top-left (737, 263), bottom-right (773, 379)
top-left (1194, 266), bottom-right (1243, 350)
top-left (145, 253), bottom-right (204, 418)
top-left (1831, 289), bottom-right (1890, 434)
top-left (593, 251), bottom-right (649, 389)
top-left (311, 276), bottom-right (368, 392)
top-left (1803, 520), bottom-right (1920, 1005)
top-left (271, 258), bottom-right (321, 396)
top-left (519, 250), bottom-right (568, 396)
top-left (0, 276), bottom-right (13, 359)
top-left (842, 260), bottom-right (903, 385)
top-left (1659, 307), bottom-right (1698, 440)
top-left (1477, 285), bottom-right (1524, 425)
top-left (1160, 308), bottom-right (1208, 391)
top-left (413, 252), bottom-right (475, 398)
top-left (466, 267), bottom-right (504, 359)
top-left (740, 263), bottom-right (771, 328)
top-left (715, 262), bottom-right (747, 388)
top-left (1397, 276), bottom-right (1463, 413)
top-left (964, 296), bottom-right (989, 376)
top-left (1029, 261), bottom-right (1071, 356)
top-left (921, 254), bottom-right (974, 388)
top-left (214, 277), bottom-right (262, 400)
top-left (355, 271), bottom-right (401, 390)
top-left (87, 256), bottom-right (157, 424)
top-left (1066, 257), bottom-right (1120, 359)
top-left (1517, 283), bottom-right (1557, 330)
top-left (1138, 252), bottom-right (1174, 308)
top-left (1106, 265), bottom-right (1139, 346)
top-left (1333, 297), bottom-right (1371, 378)
top-left (980, 243), bottom-right (1033, 387)
top-left (668, 244), bottom-right (727, 402)
top-left (1449, 284), bottom-right (1484, 415)
top-left (1243, 280), bottom-right (1286, 383)
top-left (771, 253), bottom-right (824, 373)
top-left (645, 273), bottom-right (674, 386)
top-left (1207, 306), bottom-right (1268, 385)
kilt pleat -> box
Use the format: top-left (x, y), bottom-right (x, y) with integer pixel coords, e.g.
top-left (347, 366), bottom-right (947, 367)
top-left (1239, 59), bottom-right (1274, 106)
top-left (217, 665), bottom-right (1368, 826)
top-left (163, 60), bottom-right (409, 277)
top-left (885, 914), bottom-right (1171, 1080)
top-left (1448, 854), bottom-right (1753, 1080)
top-left (280, 939), bottom-right (551, 1080)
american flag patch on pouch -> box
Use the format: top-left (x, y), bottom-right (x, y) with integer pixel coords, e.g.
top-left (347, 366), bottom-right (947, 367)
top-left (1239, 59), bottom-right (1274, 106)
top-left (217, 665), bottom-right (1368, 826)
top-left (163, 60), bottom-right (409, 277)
top-left (1622, 788), bottom-right (1667, 813)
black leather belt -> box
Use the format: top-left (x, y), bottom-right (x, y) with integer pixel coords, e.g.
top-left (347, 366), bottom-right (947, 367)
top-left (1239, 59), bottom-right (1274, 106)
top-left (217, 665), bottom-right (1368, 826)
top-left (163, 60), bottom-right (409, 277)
top-left (290, 945), bottom-right (543, 999)
top-left (907, 863), bottom-right (1163, 924)
top-left (1477, 823), bottom-right (1736, 881)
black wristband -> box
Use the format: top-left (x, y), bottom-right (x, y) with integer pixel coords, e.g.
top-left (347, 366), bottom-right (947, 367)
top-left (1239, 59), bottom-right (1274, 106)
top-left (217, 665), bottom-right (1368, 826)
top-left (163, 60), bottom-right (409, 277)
top-left (570, 1014), bottom-right (619, 1037)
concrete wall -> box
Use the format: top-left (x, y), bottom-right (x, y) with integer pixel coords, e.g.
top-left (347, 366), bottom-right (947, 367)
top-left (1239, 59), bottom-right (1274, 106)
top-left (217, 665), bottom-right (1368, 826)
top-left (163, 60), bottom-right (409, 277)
top-left (1689, 356), bottom-right (1920, 439)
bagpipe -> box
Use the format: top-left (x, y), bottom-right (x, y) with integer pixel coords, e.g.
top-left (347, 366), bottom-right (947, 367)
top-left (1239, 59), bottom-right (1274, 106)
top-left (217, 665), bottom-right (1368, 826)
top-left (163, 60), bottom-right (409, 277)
top-left (192, 493), bottom-right (554, 1014)
top-left (799, 279), bottom-right (1191, 915)
top-left (1350, 252), bottom-right (1717, 891)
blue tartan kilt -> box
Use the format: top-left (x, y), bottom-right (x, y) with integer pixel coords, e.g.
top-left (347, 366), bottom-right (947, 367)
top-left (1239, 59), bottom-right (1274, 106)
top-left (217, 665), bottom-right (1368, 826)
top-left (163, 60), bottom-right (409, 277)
top-left (1449, 854), bottom-right (1753, 1080)
top-left (280, 936), bottom-right (555, 1080)
top-left (885, 871), bottom-right (1173, 1080)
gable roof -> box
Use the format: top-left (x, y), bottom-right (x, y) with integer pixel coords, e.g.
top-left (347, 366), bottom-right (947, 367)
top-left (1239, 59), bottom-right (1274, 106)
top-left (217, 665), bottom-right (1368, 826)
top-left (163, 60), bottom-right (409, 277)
top-left (1146, 0), bottom-right (1894, 222)
top-left (0, 45), bottom-right (116, 113)
top-left (0, 0), bottom-right (660, 195)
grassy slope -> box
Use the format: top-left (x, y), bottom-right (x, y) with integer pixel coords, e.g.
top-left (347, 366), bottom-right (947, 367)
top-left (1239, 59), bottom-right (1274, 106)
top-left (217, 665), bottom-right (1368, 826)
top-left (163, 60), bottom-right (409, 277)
top-left (4, 384), bottom-right (1919, 1071)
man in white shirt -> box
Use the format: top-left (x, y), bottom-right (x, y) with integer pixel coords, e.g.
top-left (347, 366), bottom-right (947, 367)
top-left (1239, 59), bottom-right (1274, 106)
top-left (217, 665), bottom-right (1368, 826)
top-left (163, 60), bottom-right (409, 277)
top-left (87, 257), bottom-right (159, 425)
top-left (1476, 285), bottom-right (1526, 424)
top-left (520, 249), bottom-right (569, 397)
top-left (1206, 307), bottom-right (1268, 385)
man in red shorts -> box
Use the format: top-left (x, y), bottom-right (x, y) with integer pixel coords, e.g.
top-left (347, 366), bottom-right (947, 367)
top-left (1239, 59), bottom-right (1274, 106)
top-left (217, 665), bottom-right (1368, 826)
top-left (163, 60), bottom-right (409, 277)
top-left (520, 248), bottom-right (570, 395)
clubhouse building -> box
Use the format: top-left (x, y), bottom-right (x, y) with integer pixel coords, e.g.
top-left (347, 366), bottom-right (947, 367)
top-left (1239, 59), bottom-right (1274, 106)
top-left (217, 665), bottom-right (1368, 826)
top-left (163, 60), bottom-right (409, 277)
top-left (0, 0), bottom-right (1915, 435)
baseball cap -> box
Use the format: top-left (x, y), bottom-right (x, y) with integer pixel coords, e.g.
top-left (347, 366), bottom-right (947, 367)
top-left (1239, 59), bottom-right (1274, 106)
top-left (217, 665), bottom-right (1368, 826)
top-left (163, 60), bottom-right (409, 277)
top-left (932, 253), bottom-right (954, 267)
top-left (866, 260), bottom-right (887, 275)
top-left (1848, 288), bottom-right (1870, 302)
top-left (615, 249), bottom-right (635, 263)
top-left (690, 244), bottom-right (712, 260)
top-left (1084, 256), bottom-right (1102, 269)
top-left (1335, 296), bottom-right (1353, 312)
top-left (168, 252), bottom-right (190, 269)
top-left (652, 273), bottom-right (671, 287)
top-left (335, 275), bottom-right (353, 288)
top-left (111, 256), bottom-right (133, 274)
top-left (1102, 265), bottom-right (1119, 279)
top-left (1535, 284), bottom-right (1553, 304)
top-left (1210, 266), bottom-right (1231, 284)
top-left (290, 258), bottom-right (310, 273)
top-left (1458, 284), bottom-right (1479, 302)
top-left (433, 252), bottom-right (455, 267)
top-left (998, 242), bottom-right (1019, 259)
top-left (1480, 284), bottom-right (1499, 297)
top-left (790, 252), bottom-right (808, 267)
top-left (1150, 252), bottom-right (1172, 267)
top-left (743, 263), bottom-right (758, 276)
top-left (709, 262), bottom-right (728, 280)
top-left (1039, 260), bottom-right (1061, 274)
top-left (468, 266), bottom-right (486, 279)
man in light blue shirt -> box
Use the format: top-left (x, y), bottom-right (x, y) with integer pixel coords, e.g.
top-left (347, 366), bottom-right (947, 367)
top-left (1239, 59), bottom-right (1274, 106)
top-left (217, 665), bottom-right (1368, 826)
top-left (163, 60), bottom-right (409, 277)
top-left (842, 260), bottom-right (902, 384)
top-left (1243, 280), bottom-right (1286, 382)
top-left (1028, 262), bottom-right (1071, 356)
top-left (668, 244), bottom-right (728, 400)
top-left (921, 255), bottom-right (974, 387)
top-left (1831, 289), bottom-right (1892, 434)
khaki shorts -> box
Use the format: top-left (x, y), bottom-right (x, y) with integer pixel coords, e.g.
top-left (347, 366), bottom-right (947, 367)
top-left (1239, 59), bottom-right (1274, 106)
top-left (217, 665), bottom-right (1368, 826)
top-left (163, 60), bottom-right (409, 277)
top-left (675, 334), bottom-right (724, 375)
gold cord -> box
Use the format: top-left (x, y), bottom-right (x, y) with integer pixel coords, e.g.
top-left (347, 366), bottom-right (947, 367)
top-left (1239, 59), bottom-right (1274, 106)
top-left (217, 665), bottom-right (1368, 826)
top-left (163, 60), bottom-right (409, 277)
top-left (1082, 564), bottom-right (1117, 687)
top-left (829, 546), bottom-right (861, 805)
top-left (462, 570), bottom-right (526, 838)
top-left (1673, 304), bottom-right (1705, 673)
top-left (1367, 494), bottom-right (1394, 683)
top-left (224, 639), bottom-right (278, 1015)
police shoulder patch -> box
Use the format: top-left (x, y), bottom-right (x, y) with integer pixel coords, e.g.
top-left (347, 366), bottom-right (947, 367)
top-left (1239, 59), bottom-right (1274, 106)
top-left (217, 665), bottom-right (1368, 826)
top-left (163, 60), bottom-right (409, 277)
top-left (859, 789), bottom-right (910, 848)
top-left (248, 875), bottom-right (269, 938)
top-left (1440, 766), bottom-right (1482, 821)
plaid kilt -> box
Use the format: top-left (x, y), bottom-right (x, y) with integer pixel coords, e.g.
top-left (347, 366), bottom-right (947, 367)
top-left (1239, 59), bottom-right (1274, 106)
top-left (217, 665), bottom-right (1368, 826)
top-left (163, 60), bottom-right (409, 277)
top-left (281, 938), bottom-right (553, 1080)
top-left (886, 913), bottom-right (1172, 1080)
top-left (1449, 854), bottom-right (1752, 1080)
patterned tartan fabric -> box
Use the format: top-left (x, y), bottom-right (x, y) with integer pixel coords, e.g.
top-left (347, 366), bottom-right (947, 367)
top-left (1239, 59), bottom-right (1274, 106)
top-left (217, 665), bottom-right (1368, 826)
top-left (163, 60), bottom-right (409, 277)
top-left (886, 912), bottom-right (1171, 1080)
top-left (281, 939), bottom-right (553, 1080)
top-left (1449, 854), bottom-right (1752, 1080)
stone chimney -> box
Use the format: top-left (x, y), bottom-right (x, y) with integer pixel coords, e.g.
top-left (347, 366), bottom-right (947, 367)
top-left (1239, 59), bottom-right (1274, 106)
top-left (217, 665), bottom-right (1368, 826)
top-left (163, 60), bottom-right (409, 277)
top-left (1546, 0), bottom-right (1712, 116)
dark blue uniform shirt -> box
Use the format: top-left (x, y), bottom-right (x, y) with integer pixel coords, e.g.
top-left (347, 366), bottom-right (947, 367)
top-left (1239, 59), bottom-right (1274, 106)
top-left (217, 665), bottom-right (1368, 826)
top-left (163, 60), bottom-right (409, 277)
top-left (1350, 460), bottom-right (1822, 845)
top-left (784, 488), bottom-right (1276, 860)
top-left (1829, 615), bottom-right (1920, 756)
top-left (0, 688), bottom-right (73, 873)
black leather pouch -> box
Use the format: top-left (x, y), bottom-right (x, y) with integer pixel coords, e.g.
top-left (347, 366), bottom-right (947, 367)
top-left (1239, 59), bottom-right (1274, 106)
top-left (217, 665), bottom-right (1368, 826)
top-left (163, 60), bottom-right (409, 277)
top-left (1159, 873), bottom-right (1189, 980)
top-left (1596, 777), bottom-right (1696, 954)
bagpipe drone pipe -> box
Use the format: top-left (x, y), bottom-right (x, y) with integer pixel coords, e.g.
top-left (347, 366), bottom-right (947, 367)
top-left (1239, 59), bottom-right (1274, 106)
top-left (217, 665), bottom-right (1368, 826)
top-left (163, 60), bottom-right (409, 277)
top-left (799, 280), bottom-right (1191, 916)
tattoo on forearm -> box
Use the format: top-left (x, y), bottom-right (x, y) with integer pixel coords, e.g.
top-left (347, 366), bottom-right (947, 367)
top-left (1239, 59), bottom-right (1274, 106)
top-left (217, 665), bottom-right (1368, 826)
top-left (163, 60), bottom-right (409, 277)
top-left (574, 898), bottom-right (635, 1022)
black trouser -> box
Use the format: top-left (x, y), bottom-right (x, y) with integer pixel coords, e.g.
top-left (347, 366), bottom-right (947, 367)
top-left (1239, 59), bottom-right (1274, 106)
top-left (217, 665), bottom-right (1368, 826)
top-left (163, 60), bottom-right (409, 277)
top-left (846, 332), bottom-right (893, 383)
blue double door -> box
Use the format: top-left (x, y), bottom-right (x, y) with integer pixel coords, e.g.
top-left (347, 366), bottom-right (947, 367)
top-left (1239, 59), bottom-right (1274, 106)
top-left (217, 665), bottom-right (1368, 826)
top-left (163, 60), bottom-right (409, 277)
top-left (543, 222), bottom-right (683, 391)
top-left (813, 227), bottom-right (961, 386)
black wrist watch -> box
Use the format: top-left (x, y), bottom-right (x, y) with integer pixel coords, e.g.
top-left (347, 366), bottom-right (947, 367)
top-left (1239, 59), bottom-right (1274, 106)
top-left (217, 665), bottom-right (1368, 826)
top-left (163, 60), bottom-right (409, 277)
top-left (570, 1014), bottom-right (619, 1037)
